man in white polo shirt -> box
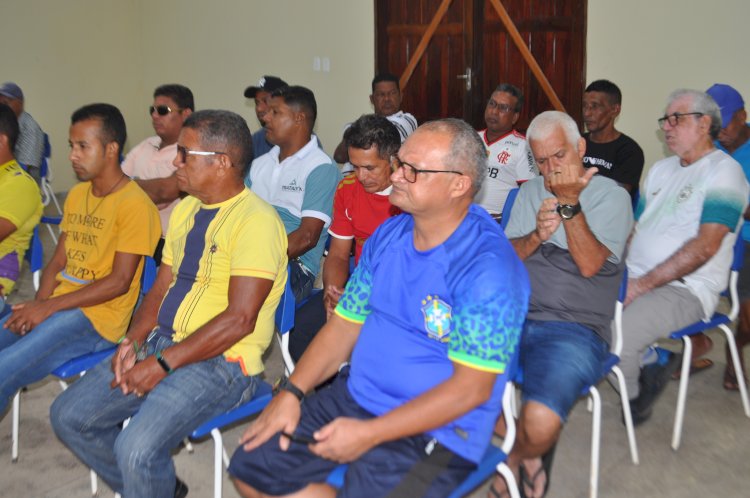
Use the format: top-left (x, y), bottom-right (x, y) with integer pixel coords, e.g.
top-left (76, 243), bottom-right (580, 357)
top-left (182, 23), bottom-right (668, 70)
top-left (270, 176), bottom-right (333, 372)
top-left (246, 85), bottom-right (341, 300)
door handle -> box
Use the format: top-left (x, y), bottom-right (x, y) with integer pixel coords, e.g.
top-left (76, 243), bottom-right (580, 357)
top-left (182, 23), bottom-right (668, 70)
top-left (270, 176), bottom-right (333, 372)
top-left (456, 67), bottom-right (472, 91)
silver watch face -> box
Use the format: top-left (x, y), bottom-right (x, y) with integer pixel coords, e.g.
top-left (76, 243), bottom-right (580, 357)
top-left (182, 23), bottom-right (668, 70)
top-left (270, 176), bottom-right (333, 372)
top-left (560, 205), bottom-right (574, 219)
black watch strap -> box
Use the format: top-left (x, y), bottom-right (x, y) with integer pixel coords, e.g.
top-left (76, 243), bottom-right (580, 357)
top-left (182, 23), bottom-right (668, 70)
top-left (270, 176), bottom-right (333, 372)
top-left (556, 202), bottom-right (582, 220)
top-left (273, 377), bottom-right (305, 402)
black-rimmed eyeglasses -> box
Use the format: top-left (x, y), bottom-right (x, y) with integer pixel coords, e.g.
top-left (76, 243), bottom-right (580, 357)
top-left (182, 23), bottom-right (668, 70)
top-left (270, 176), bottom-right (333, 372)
top-left (389, 155), bottom-right (463, 183)
top-left (176, 145), bottom-right (228, 163)
top-left (657, 112), bottom-right (703, 129)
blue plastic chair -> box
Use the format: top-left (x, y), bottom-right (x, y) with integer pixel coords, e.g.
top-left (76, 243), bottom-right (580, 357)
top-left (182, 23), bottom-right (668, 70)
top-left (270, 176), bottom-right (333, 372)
top-left (668, 236), bottom-right (750, 450)
top-left (189, 268), bottom-right (296, 498)
top-left (500, 188), bottom-right (519, 230)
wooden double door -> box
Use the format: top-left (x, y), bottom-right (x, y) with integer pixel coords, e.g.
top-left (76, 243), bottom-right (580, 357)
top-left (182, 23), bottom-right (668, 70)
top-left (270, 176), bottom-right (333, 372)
top-left (375, 0), bottom-right (587, 131)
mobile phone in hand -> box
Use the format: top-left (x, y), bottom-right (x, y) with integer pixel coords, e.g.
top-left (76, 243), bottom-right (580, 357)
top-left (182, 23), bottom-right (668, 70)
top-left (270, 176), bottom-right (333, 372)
top-left (281, 431), bottom-right (317, 445)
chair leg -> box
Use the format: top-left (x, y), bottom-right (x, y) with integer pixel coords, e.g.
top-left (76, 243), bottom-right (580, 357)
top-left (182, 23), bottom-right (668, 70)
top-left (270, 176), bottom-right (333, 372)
top-left (184, 439), bottom-right (194, 453)
top-left (210, 428), bottom-right (224, 498)
top-left (90, 469), bottom-right (98, 496)
top-left (11, 391), bottom-right (20, 462)
top-left (588, 387), bottom-right (601, 498)
top-left (672, 337), bottom-right (693, 450)
top-left (611, 366), bottom-right (639, 464)
top-left (720, 324), bottom-right (750, 416)
top-left (497, 462), bottom-right (521, 498)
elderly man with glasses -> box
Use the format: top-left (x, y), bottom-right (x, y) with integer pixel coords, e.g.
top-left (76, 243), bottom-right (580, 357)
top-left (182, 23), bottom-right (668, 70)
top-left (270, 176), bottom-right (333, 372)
top-left (229, 119), bottom-right (529, 498)
top-left (52, 110), bottom-right (288, 498)
top-left (619, 89), bottom-right (749, 426)
top-left (475, 83), bottom-right (537, 222)
top-left (122, 84), bottom-right (194, 263)
top-left (489, 110), bottom-right (632, 498)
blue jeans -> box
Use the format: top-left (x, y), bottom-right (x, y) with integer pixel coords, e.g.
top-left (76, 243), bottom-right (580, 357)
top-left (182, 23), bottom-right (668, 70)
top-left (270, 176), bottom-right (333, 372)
top-left (51, 333), bottom-right (260, 498)
top-left (0, 307), bottom-right (113, 412)
top-left (519, 320), bottom-right (609, 422)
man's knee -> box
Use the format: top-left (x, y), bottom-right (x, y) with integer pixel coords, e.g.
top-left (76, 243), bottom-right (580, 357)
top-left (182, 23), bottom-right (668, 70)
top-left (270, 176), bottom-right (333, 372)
top-left (50, 389), bottom-right (84, 440)
top-left (518, 401), bottom-right (562, 448)
top-left (232, 477), bottom-right (264, 498)
top-left (113, 424), bottom-right (164, 471)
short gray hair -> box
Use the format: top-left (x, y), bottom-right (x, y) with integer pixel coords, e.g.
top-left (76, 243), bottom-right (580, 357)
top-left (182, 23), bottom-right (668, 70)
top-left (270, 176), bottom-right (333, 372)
top-left (418, 118), bottom-right (487, 194)
top-left (526, 111), bottom-right (582, 151)
top-left (666, 89), bottom-right (722, 140)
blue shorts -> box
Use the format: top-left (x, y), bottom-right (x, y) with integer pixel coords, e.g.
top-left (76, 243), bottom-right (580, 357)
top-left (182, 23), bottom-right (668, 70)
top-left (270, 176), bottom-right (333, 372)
top-left (228, 370), bottom-right (475, 497)
top-left (520, 320), bottom-right (608, 422)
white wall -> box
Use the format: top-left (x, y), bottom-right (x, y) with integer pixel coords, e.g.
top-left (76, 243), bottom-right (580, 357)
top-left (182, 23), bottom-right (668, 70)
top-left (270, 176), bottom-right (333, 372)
top-left (4, 0), bottom-right (749, 191)
top-left (587, 0), bottom-right (750, 174)
top-left (1, 0), bottom-right (374, 191)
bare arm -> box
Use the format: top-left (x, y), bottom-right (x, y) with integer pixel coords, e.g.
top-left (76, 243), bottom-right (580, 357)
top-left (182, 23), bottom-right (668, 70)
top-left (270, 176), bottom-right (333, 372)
top-left (549, 165), bottom-right (611, 277)
top-left (5, 245), bottom-right (142, 333)
top-left (135, 174), bottom-right (181, 205)
top-left (560, 211), bottom-right (612, 277)
top-left (112, 262), bottom-right (172, 385)
top-left (626, 223), bottom-right (730, 305)
top-left (118, 275), bottom-right (274, 395)
top-left (0, 217), bottom-right (15, 244)
top-left (239, 314), bottom-right (361, 451)
top-left (322, 237), bottom-right (352, 317)
top-left (509, 198), bottom-right (558, 261)
top-left (288, 217), bottom-right (325, 260)
top-left (311, 362), bottom-right (497, 463)
top-left (333, 139), bottom-right (349, 164)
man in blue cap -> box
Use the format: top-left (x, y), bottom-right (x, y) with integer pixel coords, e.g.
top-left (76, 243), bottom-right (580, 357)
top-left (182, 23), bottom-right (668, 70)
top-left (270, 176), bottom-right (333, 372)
top-left (690, 83), bottom-right (750, 390)
top-left (0, 82), bottom-right (44, 183)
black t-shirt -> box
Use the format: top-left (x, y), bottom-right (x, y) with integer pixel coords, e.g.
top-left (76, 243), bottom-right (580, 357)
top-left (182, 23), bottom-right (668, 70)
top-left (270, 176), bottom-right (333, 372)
top-left (583, 133), bottom-right (645, 196)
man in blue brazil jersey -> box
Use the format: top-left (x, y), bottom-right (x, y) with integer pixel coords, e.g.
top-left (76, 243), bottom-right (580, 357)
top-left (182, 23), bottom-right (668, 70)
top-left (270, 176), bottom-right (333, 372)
top-left (229, 119), bottom-right (530, 498)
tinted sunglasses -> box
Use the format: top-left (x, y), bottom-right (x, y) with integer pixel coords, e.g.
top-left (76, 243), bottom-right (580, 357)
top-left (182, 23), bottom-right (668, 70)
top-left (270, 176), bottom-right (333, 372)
top-left (149, 105), bottom-right (180, 116)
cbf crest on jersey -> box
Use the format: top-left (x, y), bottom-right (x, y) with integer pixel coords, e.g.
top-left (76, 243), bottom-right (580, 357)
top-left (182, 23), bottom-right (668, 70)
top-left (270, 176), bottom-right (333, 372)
top-left (421, 295), bottom-right (453, 342)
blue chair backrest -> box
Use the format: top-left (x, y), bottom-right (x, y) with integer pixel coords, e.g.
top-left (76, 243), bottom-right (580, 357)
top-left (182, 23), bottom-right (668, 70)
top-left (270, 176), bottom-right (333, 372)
top-left (731, 235), bottom-right (745, 272)
top-left (274, 266), bottom-right (295, 333)
top-left (141, 256), bottom-right (157, 295)
top-left (25, 226), bottom-right (44, 273)
top-left (500, 188), bottom-right (519, 230)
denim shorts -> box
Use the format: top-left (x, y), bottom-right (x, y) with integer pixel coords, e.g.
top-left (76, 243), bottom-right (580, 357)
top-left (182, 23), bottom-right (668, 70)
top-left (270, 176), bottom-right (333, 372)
top-left (519, 320), bottom-right (608, 422)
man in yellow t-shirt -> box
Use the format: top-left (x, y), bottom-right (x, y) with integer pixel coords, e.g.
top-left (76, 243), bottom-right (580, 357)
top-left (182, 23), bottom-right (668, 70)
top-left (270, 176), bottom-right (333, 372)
top-left (52, 110), bottom-right (288, 498)
top-left (0, 103), bottom-right (42, 315)
top-left (0, 103), bottom-right (160, 416)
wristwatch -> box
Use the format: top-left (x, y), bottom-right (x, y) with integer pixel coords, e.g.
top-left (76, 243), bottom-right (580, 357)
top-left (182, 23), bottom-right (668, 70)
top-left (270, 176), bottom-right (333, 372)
top-left (556, 202), bottom-right (581, 220)
top-left (273, 377), bottom-right (305, 402)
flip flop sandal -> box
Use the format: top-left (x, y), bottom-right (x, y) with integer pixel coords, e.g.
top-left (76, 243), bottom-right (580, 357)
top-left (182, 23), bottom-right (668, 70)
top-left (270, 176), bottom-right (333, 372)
top-left (672, 358), bottom-right (714, 380)
top-left (519, 444), bottom-right (557, 498)
top-left (489, 482), bottom-right (512, 498)
top-left (723, 366), bottom-right (747, 391)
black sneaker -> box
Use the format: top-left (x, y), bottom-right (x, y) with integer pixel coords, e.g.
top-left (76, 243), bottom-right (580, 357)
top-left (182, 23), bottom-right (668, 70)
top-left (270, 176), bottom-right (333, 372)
top-left (629, 351), bottom-right (682, 426)
top-left (174, 477), bottom-right (189, 498)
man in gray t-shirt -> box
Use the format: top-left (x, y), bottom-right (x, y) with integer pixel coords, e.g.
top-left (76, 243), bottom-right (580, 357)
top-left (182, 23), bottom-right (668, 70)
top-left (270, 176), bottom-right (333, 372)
top-left (491, 111), bottom-right (632, 498)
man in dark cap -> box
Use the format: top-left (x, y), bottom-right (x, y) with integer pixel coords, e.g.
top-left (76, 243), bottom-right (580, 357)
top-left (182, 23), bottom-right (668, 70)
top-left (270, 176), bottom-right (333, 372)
top-left (244, 75), bottom-right (288, 161)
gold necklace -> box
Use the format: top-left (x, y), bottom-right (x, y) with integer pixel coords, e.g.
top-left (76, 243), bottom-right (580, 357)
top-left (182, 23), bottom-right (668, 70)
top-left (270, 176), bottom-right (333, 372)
top-left (85, 174), bottom-right (127, 216)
